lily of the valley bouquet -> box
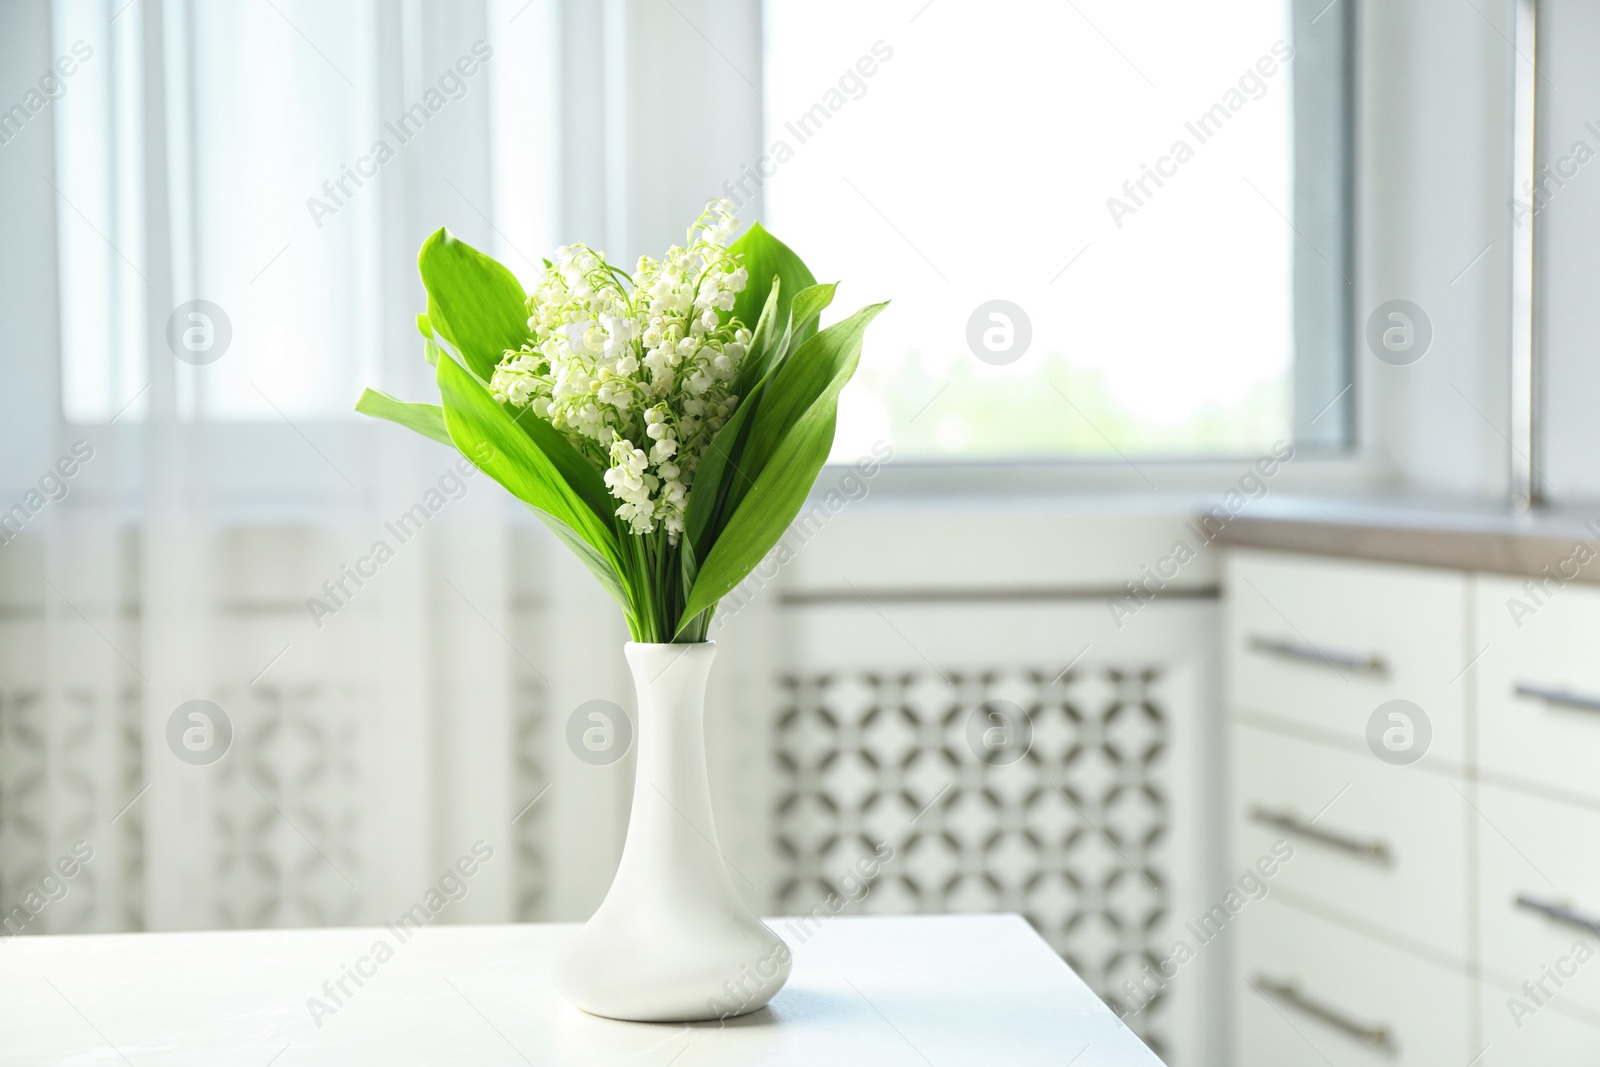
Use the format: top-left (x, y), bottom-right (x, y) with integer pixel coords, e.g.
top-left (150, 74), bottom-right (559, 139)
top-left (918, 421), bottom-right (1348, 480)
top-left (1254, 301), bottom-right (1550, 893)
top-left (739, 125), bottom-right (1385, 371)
top-left (357, 201), bottom-right (884, 642)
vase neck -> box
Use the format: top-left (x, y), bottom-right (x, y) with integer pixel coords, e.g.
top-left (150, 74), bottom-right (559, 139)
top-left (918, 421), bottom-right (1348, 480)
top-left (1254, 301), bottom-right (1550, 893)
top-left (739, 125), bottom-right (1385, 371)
top-left (624, 642), bottom-right (717, 732)
top-left (622, 642), bottom-right (720, 841)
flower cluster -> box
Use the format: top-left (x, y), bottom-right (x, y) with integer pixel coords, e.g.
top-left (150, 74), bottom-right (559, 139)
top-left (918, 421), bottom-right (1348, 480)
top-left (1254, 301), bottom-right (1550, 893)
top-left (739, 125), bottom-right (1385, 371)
top-left (491, 202), bottom-right (750, 541)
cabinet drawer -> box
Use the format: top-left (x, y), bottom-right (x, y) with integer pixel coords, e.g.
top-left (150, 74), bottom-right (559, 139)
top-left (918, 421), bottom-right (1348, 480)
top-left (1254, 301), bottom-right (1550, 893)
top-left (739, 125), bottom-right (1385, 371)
top-left (1233, 725), bottom-right (1469, 962)
top-left (1226, 551), bottom-right (1468, 766)
top-left (1477, 981), bottom-right (1600, 1067)
top-left (1477, 783), bottom-right (1600, 1018)
top-left (1236, 899), bottom-right (1472, 1067)
top-left (1475, 576), bottom-right (1600, 803)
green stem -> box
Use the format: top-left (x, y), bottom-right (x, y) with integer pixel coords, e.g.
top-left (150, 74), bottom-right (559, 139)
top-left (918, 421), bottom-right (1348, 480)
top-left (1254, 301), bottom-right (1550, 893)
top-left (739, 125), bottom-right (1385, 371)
top-left (613, 528), bottom-right (716, 644)
top-left (622, 533), bottom-right (658, 643)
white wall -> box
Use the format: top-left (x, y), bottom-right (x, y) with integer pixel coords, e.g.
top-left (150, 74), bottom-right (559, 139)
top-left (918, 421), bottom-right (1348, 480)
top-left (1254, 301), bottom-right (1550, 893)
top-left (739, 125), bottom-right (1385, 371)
top-left (1358, 0), bottom-right (1516, 502)
top-left (1533, 0), bottom-right (1600, 502)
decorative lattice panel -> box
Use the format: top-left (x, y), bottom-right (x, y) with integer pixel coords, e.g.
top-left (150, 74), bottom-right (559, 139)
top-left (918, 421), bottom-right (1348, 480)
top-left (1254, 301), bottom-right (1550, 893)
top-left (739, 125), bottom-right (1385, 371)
top-left (512, 675), bottom-right (550, 921)
top-left (115, 683), bottom-right (145, 932)
top-left (0, 682), bottom-right (143, 935)
top-left (0, 688), bottom-right (48, 917)
top-left (215, 681), bottom-right (363, 928)
top-left (774, 665), bottom-right (1170, 1053)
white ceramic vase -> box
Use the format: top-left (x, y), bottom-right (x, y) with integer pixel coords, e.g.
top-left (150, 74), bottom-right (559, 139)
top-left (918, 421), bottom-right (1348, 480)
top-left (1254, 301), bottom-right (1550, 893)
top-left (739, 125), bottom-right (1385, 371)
top-left (553, 641), bottom-right (791, 1022)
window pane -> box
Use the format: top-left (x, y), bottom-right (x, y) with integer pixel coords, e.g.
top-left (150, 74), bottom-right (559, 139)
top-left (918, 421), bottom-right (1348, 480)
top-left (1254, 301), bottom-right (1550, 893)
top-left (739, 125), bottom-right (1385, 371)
top-left (761, 0), bottom-right (1304, 462)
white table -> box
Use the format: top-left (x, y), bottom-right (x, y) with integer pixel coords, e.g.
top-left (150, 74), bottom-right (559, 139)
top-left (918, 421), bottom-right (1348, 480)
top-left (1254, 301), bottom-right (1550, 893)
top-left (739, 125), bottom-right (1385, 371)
top-left (0, 914), bottom-right (1165, 1065)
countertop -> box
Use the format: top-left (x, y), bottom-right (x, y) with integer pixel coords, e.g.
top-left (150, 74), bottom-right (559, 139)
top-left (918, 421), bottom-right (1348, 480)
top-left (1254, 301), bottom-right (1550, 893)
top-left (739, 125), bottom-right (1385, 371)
top-left (1215, 496), bottom-right (1600, 581)
top-left (0, 914), bottom-right (1163, 1066)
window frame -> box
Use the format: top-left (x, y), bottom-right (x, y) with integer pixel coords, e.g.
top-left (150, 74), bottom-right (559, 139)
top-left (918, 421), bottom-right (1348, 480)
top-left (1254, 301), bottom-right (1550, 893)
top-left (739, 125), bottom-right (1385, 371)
top-left (771, 0), bottom-right (1364, 492)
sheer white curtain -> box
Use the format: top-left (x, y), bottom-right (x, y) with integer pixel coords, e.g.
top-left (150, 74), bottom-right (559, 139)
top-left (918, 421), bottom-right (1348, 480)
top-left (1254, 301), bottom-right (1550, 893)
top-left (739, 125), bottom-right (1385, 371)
top-left (3, 0), bottom-right (536, 934)
top-left (0, 0), bottom-right (769, 936)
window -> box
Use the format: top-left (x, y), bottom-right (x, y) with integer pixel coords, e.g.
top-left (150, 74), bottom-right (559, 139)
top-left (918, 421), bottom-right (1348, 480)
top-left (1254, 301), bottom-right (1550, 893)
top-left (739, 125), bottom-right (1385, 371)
top-left (760, 0), bottom-right (1352, 464)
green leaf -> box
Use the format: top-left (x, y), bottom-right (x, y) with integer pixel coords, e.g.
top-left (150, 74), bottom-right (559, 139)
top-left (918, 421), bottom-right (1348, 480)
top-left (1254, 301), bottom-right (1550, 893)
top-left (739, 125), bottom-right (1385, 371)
top-left (788, 282), bottom-right (836, 341)
top-left (355, 388), bottom-right (453, 448)
top-left (730, 279), bottom-right (784, 403)
top-left (695, 281), bottom-right (791, 556)
top-left (418, 229), bottom-right (531, 381)
top-left (735, 301), bottom-right (885, 502)
top-left (683, 368), bottom-right (768, 558)
top-left (434, 354), bottom-right (626, 604)
top-left (417, 313), bottom-right (442, 366)
top-left (728, 281), bottom-right (835, 407)
top-left (505, 404), bottom-right (617, 530)
top-left (689, 285), bottom-right (856, 563)
top-left (729, 222), bottom-right (815, 351)
top-left (675, 302), bottom-right (887, 633)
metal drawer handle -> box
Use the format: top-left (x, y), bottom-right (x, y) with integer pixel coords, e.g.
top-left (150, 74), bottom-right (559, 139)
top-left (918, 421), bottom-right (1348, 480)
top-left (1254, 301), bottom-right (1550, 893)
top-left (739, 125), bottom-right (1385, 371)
top-left (1248, 635), bottom-right (1387, 676)
top-left (1249, 806), bottom-right (1393, 864)
top-left (1516, 894), bottom-right (1600, 936)
top-left (1252, 974), bottom-right (1397, 1054)
top-left (1514, 682), bottom-right (1600, 714)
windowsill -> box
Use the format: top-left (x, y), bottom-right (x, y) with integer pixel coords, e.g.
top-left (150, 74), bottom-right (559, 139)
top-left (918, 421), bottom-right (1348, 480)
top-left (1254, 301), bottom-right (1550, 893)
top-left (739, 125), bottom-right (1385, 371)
top-left (818, 444), bottom-right (1373, 502)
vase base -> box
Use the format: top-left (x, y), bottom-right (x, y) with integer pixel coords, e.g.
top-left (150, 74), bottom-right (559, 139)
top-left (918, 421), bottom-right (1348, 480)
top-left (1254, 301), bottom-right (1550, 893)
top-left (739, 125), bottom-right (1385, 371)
top-left (564, 996), bottom-right (776, 1025)
top-left (553, 913), bottom-right (791, 1023)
